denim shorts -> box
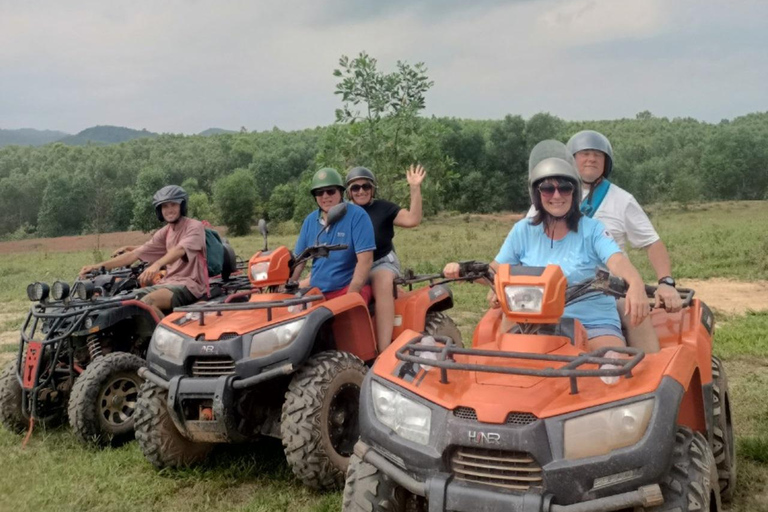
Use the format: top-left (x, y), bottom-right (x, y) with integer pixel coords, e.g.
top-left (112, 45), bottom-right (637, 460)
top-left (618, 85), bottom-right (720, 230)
top-left (370, 250), bottom-right (401, 277)
top-left (585, 324), bottom-right (626, 343)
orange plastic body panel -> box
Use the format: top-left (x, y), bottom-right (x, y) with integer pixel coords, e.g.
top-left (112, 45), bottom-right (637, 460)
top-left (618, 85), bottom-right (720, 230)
top-left (320, 292), bottom-right (377, 362)
top-left (374, 297), bottom-right (714, 432)
top-left (248, 246), bottom-right (292, 287)
top-left (392, 284), bottom-right (452, 340)
top-left (22, 342), bottom-right (43, 389)
top-left (494, 264), bottom-right (567, 324)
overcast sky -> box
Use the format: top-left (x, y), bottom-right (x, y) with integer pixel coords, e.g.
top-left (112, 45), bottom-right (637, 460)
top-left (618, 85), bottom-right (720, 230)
top-left (1, 0), bottom-right (766, 134)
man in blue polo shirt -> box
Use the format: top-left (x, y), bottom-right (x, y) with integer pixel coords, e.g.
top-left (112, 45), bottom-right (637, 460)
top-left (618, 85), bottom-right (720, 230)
top-left (291, 168), bottom-right (376, 302)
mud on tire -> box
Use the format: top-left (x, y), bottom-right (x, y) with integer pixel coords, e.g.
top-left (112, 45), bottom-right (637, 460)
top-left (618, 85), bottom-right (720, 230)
top-left (67, 352), bottom-right (145, 447)
top-left (281, 351), bottom-right (367, 490)
top-left (711, 356), bottom-right (736, 503)
top-left (650, 426), bottom-right (721, 512)
top-left (134, 379), bottom-right (213, 468)
top-left (342, 454), bottom-right (425, 512)
top-left (424, 311), bottom-right (462, 345)
top-left (0, 361), bottom-right (27, 433)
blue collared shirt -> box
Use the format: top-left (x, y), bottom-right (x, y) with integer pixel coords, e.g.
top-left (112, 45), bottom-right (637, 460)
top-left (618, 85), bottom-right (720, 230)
top-left (294, 203), bottom-right (376, 293)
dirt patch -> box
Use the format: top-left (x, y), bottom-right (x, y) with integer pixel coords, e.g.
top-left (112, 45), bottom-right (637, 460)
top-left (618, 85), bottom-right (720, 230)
top-left (683, 278), bottom-right (768, 315)
top-left (0, 227), bottom-right (228, 255)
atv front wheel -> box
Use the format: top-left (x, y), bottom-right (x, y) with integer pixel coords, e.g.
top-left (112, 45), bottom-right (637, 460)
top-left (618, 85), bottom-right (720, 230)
top-left (425, 311), bottom-right (462, 345)
top-left (711, 356), bottom-right (736, 502)
top-left (0, 361), bottom-right (27, 433)
top-left (134, 380), bottom-right (213, 468)
top-left (281, 351), bottom-right (367, 490)
top-left (68, 352), bottom-right (145, 446)
top-left (649, 426), bottom-right (721, 512)
top-left (342, 454), bottom-right (424, 512)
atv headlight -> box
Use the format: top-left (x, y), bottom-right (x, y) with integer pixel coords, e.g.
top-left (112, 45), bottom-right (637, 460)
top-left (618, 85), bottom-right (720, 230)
top-left (250, 262), bottom-right (270, 282)
top-left (563, 398), bottom-right (655, 460)
top-left (151, 326), bottom-right (186, 363)
top-left (371, 380), bottom-right (432, 445)
top-left (51, 281), bottom-right (70, 301)
top-left (249, 318), bottom-right (306, 358)
top-left (27, 282), bottom-right (50, 302)
top-left (73, 281), bottom-right (95, 300)
top-left (503, 286), bottom-right (544, 313)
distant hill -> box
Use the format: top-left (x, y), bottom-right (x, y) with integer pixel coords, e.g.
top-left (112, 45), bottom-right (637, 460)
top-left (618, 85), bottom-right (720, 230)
top-left (0, 128), bottom-right (70, 147)
top-left (199, 128), bottom-right (237, 136)
top-left (57, 125), bottom-right (159, 146)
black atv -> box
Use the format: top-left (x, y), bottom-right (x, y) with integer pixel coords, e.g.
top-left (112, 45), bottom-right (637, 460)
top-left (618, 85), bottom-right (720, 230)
top-left (0, 248), bottom-right (244, 447)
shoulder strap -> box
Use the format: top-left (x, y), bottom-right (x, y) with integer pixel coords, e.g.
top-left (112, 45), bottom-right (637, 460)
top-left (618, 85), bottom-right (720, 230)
top-left (580, 180), bottom-right (611, 218)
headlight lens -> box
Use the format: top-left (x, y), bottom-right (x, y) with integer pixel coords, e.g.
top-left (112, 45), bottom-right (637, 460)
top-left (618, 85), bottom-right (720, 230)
top-left (52, 281), bottom-right (70, 301)
top-left (151, 326), bottom-right (186, 363)
top-left (503, 286), bottom-right (544, 313)
top-left (371, 380), bottom-right (432, 445)
top-left (27, 282), bottom-right (50, 302)
top-left (249, 318), bottom-right (306, 358)
top-left (250, 262), bottom-right (270, 282)
top-left (563, 398), bottom-right (655, 460)
top-left (74, 281), bottom-right (95, 300)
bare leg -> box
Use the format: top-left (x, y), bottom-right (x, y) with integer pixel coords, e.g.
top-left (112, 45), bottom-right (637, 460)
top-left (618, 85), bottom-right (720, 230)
top-left (140, 288), bottom-right (174, 319)
top-left (587, 335), bottom-right (625, 351)
top-left (371, 269), bottom-right (396, 353)
top-left (617, 298), bottom-right (660, 353)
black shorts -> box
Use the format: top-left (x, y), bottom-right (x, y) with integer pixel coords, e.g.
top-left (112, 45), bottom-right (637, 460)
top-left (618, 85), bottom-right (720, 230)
top-left (134, 284), bottom-right (198, 309)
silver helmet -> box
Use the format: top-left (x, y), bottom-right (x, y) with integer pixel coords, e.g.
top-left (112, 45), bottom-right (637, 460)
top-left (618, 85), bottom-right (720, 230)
top-left (566, 130), bottom-right (614, 179)
top-left (152, 185), bottom-right (188, 222)
top-left (528, 140), bottom-right (582, 202)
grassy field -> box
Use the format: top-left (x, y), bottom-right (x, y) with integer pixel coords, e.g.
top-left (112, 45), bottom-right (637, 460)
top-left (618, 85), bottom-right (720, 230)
top-left (0, 202), bottom-right (767, 511)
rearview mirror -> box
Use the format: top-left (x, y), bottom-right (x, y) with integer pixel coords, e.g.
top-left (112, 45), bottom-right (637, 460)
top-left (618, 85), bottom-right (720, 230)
top-left (325, 203), bottom-right (347, 227)
top-left (258, 219), bottom-right (268, 251)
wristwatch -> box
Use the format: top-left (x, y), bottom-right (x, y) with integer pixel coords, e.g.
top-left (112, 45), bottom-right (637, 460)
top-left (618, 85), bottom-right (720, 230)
top-left (658, 276), bottom-right (676, 288)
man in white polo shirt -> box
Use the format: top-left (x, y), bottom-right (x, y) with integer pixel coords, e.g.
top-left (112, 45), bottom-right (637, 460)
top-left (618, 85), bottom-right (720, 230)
top-left (567, 130), bottom-right (682, 352)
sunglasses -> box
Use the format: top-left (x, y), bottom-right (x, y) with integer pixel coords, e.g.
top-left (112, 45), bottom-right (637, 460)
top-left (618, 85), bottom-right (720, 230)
top-left (312, 187), bottom-right (340, 198)
top-left (538, 182), bottom-right (575, 197)
top-left (349, 183), bottom-right (373, 193)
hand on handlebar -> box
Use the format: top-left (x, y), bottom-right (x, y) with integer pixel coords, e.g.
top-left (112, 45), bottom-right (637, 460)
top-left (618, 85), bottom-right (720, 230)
top-left (138, 263), bottom-right (162, 287)
top-left (79, 265), bottom-right (100, 279)
top-left (442, 262), bottom-right (460, 279)
top-left (487, 289), bottom-right (500, 309)
top-left (654, 284), bottom-right (683, 313)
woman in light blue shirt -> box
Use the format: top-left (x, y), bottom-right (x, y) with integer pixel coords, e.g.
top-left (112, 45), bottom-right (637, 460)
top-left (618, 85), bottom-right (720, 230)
top-left (445, 141), bottom-right (649, 350)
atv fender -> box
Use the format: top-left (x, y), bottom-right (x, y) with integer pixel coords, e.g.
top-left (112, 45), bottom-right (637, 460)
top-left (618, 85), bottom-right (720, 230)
top-left (320, 294), bottom-right (377, 362)
top-left (664, 345), bottom-right (710, 435)
top-left (395, 284), bottom-right (454, 336)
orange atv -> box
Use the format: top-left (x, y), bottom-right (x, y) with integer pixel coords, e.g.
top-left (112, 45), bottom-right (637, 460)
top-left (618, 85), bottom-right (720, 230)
top-left (343, 262), bottom-right (735, 511)
top-left (134, 205), bottom-right (461, 490)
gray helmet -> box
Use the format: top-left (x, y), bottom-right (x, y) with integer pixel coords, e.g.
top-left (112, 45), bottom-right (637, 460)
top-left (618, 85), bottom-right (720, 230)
top-left (566, 130), bottom-right (614, 179)
top-left (528, 140), bottom-right (582, 202)
top-left (152, 185), bottom-right (188, 222)
top-left (345, 167), bottom-right (377, 186)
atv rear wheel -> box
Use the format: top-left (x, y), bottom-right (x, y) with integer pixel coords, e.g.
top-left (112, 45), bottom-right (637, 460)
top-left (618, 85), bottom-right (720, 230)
top-left (67, 352), bottom-right (145, 446)
top-left (134, 380), bottom-right (213, 468)
top-left (649, 426), bottom-right (721, 512)
top-left (711, 356), bottom-right (736, 502)
top-left (281, 351), bottom-right (367, 490)
top-left (342, 454), bottom-right (425, 512)
top-left (424, 311), bottom-right (462, 345)
top-left (0, 361), bottom-right (27, 433)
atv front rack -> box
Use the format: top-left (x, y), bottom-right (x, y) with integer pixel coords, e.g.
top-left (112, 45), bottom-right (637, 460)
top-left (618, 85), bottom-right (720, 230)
top-left (396, 335), bottom-right (644, 394)
top-left (175, 295), bottom-right (325, 325)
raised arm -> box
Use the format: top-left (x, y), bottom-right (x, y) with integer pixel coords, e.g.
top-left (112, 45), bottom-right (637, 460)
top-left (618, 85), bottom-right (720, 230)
top-left (394, 164), bottom-right (425, 228)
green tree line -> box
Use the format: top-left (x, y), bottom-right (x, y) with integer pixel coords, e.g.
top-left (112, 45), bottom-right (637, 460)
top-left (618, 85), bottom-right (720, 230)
top-left (1, 54), bottom-right (766, 240)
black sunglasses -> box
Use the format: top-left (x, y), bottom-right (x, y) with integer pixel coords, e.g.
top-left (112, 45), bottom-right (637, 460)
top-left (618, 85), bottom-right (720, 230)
top-left (312, 187), bottom-right (340, 197)
top-left (538, 182), bottom-right (575, 197)
top-left (349, 183), bottom-right (373, 193)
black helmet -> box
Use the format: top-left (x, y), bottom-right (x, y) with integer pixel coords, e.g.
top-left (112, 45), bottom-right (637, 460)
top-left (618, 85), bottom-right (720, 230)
top-left (152, 185), bottom-right (188, 222)
top-left (345, 167), bottom-right (377, 187)
top-left (566, 130), bottom-right (614, 179)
